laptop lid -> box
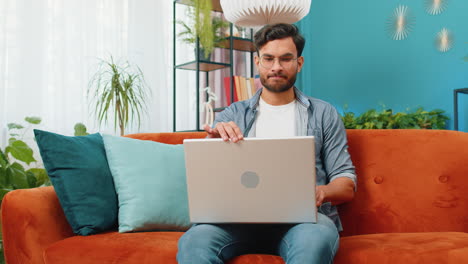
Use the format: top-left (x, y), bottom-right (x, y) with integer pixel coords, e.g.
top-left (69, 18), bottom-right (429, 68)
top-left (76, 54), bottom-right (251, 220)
top-left (183, 136), bottom-right (317, 224)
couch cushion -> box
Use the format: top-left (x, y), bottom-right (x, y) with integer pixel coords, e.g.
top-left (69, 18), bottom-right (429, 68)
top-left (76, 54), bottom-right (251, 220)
top-left (124, 132), bottom-right (207, 144)
top-left (44, 231), bottom-right (468, 264)
top-left (44, 231), bottom-right (183, 263)
top-left (102, 134), bottom-right (191, 232)
top-left (335, 232), bottom-right (468, 264)
top-left (43, 231), bottom-right (285, 264)
top-left (34, 130), bottom-right (117, 236)
top-left (340, 130), bottom-right (468, 236)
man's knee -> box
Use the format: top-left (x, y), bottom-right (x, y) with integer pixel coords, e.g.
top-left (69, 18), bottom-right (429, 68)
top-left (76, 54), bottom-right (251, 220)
top-left (177, 224), bottom-right (231, 264)
top-left (178, 224), bottom-right (221, 251)
top-left (286, 222), bottom-right (338, 247)
top-left (280, 218), bottom-right (340, 263)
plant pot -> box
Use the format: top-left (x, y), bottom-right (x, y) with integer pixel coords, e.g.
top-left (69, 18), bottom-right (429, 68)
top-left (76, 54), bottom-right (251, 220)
top-left (196, 48), bottom-right (212, 61)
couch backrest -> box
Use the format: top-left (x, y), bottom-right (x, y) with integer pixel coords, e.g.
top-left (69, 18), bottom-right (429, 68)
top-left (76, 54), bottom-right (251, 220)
top-left (126, 130), bottom-right (468, 236)
top-left (339, 129), bottom-right (468, 236)
top-left (125, 132), bottom-right (207, 144)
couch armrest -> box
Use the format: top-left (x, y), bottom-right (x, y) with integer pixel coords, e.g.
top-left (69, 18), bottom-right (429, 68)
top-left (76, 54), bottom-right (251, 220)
top-left (1, 186), bottom-right (74, 264)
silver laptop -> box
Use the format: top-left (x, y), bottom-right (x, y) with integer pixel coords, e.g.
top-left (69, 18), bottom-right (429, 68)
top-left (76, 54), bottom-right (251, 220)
top-left (183, 136), bottom-right (317, 224)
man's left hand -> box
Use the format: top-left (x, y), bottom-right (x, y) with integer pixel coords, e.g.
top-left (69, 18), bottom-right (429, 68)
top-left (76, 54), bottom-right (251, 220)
top-left (316, 185), bottom-right (327, 207)
top-left (315, 178), bottom-right (355, 207)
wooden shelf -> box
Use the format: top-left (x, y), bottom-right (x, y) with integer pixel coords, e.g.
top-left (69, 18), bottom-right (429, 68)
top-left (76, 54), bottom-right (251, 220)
top-left (219, 37), bottom-right (256, 52)
top-left (175, 0), bottom-right (223, 12)
top-left (175, 60), bottom-right (230, 71)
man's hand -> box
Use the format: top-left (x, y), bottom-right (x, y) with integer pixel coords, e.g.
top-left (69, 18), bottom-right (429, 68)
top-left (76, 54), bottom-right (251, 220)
top-left (203, 122), bottom-right (244, 143)
top-left (316, 185), bottom-right (327, 207)
top-left (315, 178), bottom-right (355, 207)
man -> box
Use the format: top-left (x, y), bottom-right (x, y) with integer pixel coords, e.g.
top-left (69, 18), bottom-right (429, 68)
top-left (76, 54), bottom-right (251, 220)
top-left (177, 23), bottom-right (356, 264)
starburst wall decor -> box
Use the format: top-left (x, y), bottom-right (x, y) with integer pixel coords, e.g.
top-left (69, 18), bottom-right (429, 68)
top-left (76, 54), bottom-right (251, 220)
top-left (385, 1), bottom-right (455, 52)
top-left (387, 5), bottom-right (415, 40)
top-left (435, 28), bottom-right (453, 52)
top-left (426, 0), bottom-right (448, 15)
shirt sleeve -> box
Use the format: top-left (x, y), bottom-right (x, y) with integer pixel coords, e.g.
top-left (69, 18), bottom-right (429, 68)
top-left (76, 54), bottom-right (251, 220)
top-left (213, 104), bottom-right (234, 126)
top-left (322, 105), bottom-right (357, 190)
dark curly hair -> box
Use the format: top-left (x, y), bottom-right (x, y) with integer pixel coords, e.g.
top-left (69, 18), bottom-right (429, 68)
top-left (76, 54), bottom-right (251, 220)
top-left (253, 23), bottom-right (305, 56)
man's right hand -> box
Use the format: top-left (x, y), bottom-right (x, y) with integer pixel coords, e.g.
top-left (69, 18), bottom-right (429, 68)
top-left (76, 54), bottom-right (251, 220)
top-left (203, 122), bottom-right (244, 143)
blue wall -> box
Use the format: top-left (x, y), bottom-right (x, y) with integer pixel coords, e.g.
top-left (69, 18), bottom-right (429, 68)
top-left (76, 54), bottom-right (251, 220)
top-left (297, 1), bottom-right (468, 131)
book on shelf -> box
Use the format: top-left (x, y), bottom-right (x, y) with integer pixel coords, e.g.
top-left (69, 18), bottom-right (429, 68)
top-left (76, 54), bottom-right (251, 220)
top-left (223, 76), bottom-right (238, 105)
top-left (249, 78), bottom-right (256, 97)
top-left (239, 76), bottom-right (248, 101)
top-left (234, 76), bottom-right (242, 102)
top-left (245, 77), bottom-right (253, 99)
top-left (223, 75), bottom-right (262, 105)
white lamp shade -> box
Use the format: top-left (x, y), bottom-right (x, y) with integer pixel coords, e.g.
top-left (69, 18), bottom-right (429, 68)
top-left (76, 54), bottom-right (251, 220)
top-left (220, 0), bottom-right (312, 27)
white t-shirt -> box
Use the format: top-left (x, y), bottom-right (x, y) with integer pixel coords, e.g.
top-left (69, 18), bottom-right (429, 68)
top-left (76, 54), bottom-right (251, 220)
top-left (255, 97), bottom-right (296, 138)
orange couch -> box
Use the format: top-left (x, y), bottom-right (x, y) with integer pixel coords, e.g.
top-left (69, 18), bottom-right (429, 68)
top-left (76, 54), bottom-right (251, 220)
top-left (2, 129), bottom-right (468, 264)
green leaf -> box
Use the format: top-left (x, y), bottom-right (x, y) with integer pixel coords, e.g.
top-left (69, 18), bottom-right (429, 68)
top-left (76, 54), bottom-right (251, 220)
top-left (8, 137), bottom-right (17, 145)
top-left (0, 168), bottom-right (7, 187)
top-left (7, 162), bottom-right (29, 189)
top-left (26, 171), bottom-right (37, 187)
top-left (74, 123), bottom-right (90, 136)
top-left (25, 116), bottom-right (42, 124)
top-left (5, 139), bottom-right (36, 165)
top-left (27, 168), bottom-right (49, 187)
top-left (7, 123), bottom-right (24, 130)
top-left (0, 148), bottom-right (9, 168)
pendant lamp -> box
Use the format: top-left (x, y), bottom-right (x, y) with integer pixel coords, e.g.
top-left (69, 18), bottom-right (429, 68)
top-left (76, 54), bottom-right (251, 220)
top-left (220, 0), bottom-right (312, 27)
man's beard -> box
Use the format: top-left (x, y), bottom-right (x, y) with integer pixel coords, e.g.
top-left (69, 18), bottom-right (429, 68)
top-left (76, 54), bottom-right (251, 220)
top-left (261, 72), bottom-right (297, 93)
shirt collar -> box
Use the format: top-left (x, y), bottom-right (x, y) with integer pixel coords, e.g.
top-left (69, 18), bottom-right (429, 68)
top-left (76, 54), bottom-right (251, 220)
top-left (250, 86), bottom-right (310, 109)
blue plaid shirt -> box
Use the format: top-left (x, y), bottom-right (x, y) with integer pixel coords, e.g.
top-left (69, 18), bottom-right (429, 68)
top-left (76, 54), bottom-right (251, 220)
top-left (214, 87), bottom-right (357, 231)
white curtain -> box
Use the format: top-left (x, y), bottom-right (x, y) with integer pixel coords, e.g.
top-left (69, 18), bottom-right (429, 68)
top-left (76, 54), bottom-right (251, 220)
top-left (0, 0), bottom-right (174, 148)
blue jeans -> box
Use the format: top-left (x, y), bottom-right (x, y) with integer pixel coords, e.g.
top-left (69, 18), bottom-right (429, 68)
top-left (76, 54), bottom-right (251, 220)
top-left (177, 213), bottom-right (339, 264)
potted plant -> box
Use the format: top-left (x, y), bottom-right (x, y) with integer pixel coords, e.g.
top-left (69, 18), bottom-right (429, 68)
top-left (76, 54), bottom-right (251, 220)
top-left (87, 56), bottom-right (150, 136)
top-left (341, 107), bottom-right (449, 129)
top-left (176, 0), bottom-right (230, 59)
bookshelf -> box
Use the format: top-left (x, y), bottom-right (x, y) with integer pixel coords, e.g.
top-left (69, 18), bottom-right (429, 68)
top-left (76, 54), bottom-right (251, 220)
top-left (173, 0), bottom-right (256, 132)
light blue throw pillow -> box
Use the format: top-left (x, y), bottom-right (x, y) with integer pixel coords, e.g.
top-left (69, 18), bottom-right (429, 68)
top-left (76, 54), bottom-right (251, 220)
top-left (102, 134), bottom-right (191, 233)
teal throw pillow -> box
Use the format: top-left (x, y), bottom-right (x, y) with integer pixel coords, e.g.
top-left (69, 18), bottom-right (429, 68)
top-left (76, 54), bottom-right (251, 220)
top-left (34, 130), bottom-right (118, 235)
top-left (102, 134), bottom-right (191, 233)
